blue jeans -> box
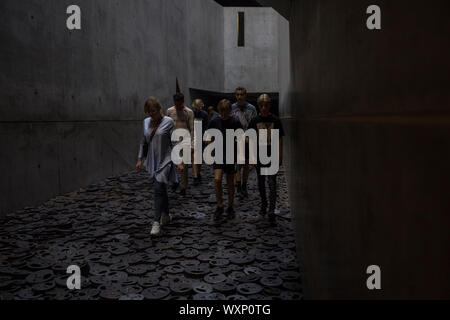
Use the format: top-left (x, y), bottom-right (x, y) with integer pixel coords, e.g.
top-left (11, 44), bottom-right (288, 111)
top-left (154, 181), bottom-right (169, 223)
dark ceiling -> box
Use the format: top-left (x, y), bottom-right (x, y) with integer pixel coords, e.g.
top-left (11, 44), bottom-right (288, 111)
top-left (213, 0), bottom-right (264, 7)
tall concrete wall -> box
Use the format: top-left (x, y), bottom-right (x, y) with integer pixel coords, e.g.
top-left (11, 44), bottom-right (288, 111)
top-left (280, 0), bottom-right (450, 299)
top-left (0, 0), bottom-right (225, 217)
top-left (186, 1), bottom-right (224, 93)
top-left (224, 7), bottom-right (281, 93)
top-left (277, 15), bottom-right (291, 119)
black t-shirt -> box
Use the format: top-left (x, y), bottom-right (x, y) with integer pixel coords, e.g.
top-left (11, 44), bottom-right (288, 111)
top-left (207, 111), bottom-right (220, 127)
top-left (249, 113), bottom-right (285, 165)
top-left (207, 115), bottom-right (243, 163)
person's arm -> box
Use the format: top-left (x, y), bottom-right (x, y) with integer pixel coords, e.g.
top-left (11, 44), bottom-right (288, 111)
top-left (136, 120), bottom-right (147, 171)
top-left (168, 119), bottom-right (176, 148)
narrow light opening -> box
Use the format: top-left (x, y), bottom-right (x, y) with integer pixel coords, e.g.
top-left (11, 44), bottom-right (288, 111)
top-left (237, 12), bottom-right (245, 47)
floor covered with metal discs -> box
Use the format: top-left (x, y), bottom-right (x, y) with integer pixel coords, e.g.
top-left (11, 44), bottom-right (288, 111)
top-left (0, 167), bottom-right (303, 300)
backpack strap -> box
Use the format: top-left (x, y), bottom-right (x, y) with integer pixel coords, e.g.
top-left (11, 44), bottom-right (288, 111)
top-left (149, 118), bottom-right (162, 142)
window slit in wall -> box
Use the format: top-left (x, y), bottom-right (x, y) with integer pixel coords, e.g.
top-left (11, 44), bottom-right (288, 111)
top-left (237, 12), bottom-right (245, 47)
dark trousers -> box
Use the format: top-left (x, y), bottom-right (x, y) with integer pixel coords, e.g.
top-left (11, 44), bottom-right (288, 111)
top-left (257, 167), bottom-right (277, 212)
top-left (154, 181), bottom-right (169, 222)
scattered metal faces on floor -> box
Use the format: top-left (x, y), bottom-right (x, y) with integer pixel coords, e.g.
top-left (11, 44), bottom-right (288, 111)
top-left (0, 167), bottom-right (303, 300)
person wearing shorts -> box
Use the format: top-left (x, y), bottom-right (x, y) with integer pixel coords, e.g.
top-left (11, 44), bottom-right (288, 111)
top-left (206, 99), bottom-right (243, 223)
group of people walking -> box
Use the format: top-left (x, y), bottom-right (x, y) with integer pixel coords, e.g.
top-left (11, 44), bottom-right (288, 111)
top-left (137, 87), bottom-right (285, 236)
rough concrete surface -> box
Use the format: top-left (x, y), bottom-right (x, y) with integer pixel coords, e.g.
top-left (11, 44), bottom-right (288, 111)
top-left (282, 0), bottom-right (450, 299)
top-left (0, 0), bottom-right (226, 216)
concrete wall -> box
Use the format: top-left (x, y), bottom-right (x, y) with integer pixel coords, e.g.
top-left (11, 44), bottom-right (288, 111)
top-left (186, 0), bottom-right (224, 93)
top-left (277, 14), bottom-right (291, 118)
top-left (0, 0), bottom-right (225, 217)
top-left (224, 7), bottom-right (281, 92)
top-left (256, 0), bottom-right (292, 20)
top-left (280, 0), bottom-right (450, 299)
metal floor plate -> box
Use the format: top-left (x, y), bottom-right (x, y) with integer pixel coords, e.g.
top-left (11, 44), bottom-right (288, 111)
top-left (0, 168), bottom-right (302, 300)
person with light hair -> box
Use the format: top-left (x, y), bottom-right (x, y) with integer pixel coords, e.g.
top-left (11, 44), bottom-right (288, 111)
top-left (249, 94), bottom-right (285, 224)
top-left (136, 97), bottom-right (177, 236)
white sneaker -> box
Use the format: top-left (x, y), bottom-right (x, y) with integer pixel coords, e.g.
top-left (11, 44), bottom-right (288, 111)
top-left (150, 222), bottom-right (161, 236)
top-left (160, 213), bottom-right (172, 226)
